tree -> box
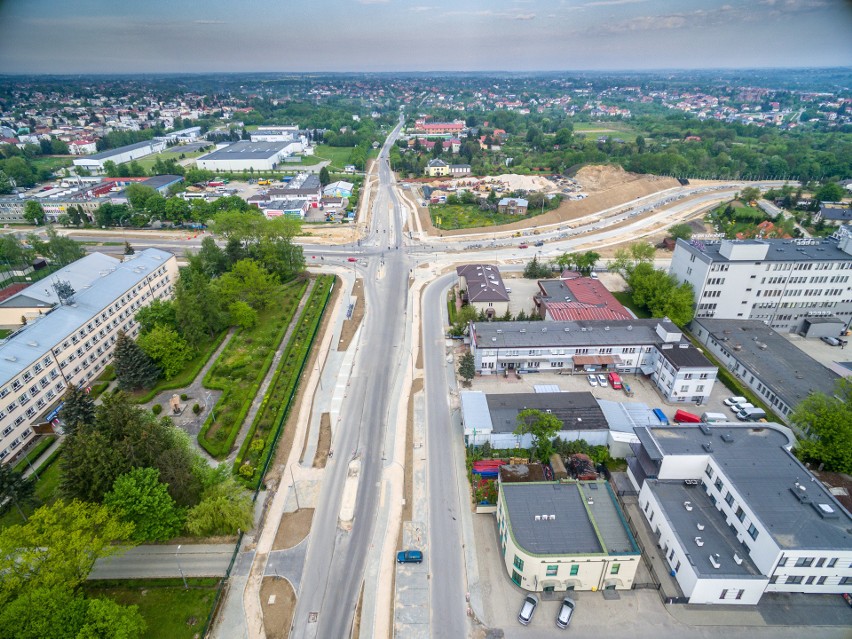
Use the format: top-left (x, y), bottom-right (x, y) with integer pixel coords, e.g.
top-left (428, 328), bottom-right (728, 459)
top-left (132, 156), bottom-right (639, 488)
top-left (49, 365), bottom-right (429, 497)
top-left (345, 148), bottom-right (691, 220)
top-left (0, 499), bottom-right (134, 604)
top-left (0, 234), bottom-right (31, 268)
top-left (523, 256), bottom-right (551, 279)
top-left (0, 170), bottom-right (13, 195)
top-left (125, 184), bottom-right (158, 211)
top-left (76, 597), bottom-right (146, 639)
top-left (669, 223), bottom-right (694, 241)
top-left (318, 165), bottom-right (331, 186)
top-left (458, 351), bottom-right (475, 386)
top-left (514, 408), bottom-right (562, 463)
top-left (112, 331), bottom-right (160, 391)
top-left (610, 242), bottom-right (656, 277)
top-left (627, 262), bottom-right (695, 326)
top-left (214, 258), bottom-right (279, 311)
top-left (0, 585), bottom-right (88, 639)
top-left (136, 324), bottom-right (194, 379)
top-left (739, 186), bottom-right (761, 203)
top-left (192, 236), bottom-right (229, 278)
top-left (123, 240), bottom-right (134, 255)
top-left (104, 468), bottom-right (185, 542)
top-left (23, 201), bottom-right (46, 226)
top-left (58, 386), bottom-right (96, 436)
top-left (174, 268), bottom-right (227, 347)
top-left (135, 298), bottom-right (177, 334)
top-left (228, 301), bottom-right (257, 329)
top-left (814, 181), bottom-right (846, 204)
top-left (0, 464), bottom-right (36, 521)
top-left (792, 378), bottom-right (852, 474)
top-left (185, 477), bottom-right (253, 536)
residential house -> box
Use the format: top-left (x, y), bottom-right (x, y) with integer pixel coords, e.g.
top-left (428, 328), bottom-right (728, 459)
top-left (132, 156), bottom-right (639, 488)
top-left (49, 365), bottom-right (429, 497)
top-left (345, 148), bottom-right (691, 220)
top-left (498, 198), bottom-right (528, 215)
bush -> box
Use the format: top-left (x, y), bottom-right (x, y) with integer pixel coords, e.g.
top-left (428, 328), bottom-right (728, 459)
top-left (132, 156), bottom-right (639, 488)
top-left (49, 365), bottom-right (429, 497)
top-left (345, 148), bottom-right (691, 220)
top-left (192, 403), bottom-right (201, 415)
top-left (151, 404), bottom-right (163, 415)
top-left (180, 393), bottom-right (188, 401)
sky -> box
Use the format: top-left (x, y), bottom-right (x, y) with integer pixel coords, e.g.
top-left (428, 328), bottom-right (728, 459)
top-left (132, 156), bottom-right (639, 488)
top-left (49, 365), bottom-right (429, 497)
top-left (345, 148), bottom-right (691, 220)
top-left (1, 0), bottom-right (851, 74)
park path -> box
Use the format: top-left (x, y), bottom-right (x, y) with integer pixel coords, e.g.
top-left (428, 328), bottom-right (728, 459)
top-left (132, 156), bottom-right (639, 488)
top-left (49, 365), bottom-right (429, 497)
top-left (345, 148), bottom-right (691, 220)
top-left (225, 278), bottom-right (317, 465)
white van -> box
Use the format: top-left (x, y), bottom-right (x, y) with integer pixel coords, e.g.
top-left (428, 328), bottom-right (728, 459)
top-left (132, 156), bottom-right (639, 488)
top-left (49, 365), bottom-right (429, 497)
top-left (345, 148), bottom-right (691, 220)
top-left (737, 407), bottom-right (766, 422)
top-left (701, 412), bottom-right (728, 424)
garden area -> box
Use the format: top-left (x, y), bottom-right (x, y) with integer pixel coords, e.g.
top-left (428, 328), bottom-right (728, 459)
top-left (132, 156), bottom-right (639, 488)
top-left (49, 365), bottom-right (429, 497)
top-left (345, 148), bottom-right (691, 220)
top-left (235, 275), bottom-right (334, 484)
top-left (430, 203), bottom-right (532, 230)
top-left (198, 279), bottom-right (309, 458)
top-left (83, 578), bottom-right (220, 639)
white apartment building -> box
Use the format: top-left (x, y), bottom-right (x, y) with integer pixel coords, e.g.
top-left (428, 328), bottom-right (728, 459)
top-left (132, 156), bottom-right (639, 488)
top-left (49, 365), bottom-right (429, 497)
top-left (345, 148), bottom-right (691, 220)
top-left (0, 249), bottom-right (178, 466)
top-left (470, 319), bottom-right (718, 404)
top-left (669, 236), bottom-right (852, 335)
top-left (628, 424), bottom-right (852, 604)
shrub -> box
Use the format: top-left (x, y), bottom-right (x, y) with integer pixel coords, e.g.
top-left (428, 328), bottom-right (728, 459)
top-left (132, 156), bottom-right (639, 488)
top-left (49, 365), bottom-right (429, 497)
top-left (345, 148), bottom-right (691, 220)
top-left (151, 404), bottom-right (163, 415)
top-left (192, 403), bottom-right (201, 415)
top-left (180, 393), bottom-right (188, 401)
top-left (238, 463), bottom-right (255, 479)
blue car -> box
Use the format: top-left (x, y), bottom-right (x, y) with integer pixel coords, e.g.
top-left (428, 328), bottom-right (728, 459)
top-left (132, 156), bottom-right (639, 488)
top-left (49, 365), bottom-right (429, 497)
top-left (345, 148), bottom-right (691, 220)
top-left (396, 550), bottom-right (423, 564)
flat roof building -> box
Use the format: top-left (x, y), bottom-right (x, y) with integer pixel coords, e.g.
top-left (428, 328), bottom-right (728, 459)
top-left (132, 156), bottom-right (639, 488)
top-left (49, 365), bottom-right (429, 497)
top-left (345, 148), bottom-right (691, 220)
top-left (195, 141), bottom-right (296, 172)
top-left (497, 480), bottom-right (641, 592)
top-left (72, 139), bottom-right (167, 173)
top-left (0, 249), bottom-right (178, 467)
top-left (691, 318), bottom-right (840, 421)
top-left (628, 423), bottom-right (852, 604)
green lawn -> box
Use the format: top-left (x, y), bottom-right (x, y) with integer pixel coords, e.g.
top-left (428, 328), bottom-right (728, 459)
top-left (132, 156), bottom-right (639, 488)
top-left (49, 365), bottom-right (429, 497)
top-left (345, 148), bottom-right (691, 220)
top-left (31, 155), bottom-right (74, 173)
top-left (611, 291), bottom-right (652, 319)
top-left (84, 578), bottom-right (220, 639)
top-left (313, 144), bottom-right (356, 169)
top-left (0, 449), bottom-right (62, 529)
top-left (430, 203), bottom-right (544, 231)
top-left (0, 329), bottom-right (11, 339)
top-left (134, 148), bottom-right (209, 171)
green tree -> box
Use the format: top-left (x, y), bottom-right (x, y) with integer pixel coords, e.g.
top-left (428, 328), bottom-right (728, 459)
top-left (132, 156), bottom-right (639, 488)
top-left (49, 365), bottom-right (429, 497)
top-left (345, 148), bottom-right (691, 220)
top-left (0, 234), bottom-right (32, 267)
top-left (814, 181), bottom-right (846, 204)
top-left (123, 240), bottom-right (134, 255)
top-left (610, 242), bottom-right (656, 277)
top-left (136, 324), bottom-right (194, 379)
top-left (669, 223), bottom-right (694, 241)
top-left (0, 499), bottom-right (134, 604)
top-left (0, 170), bottom-right (13, 194)
top-left (228, 300), bottom-right (257, 329)
top-left (124, 184), bottom-right (158, 210)
top-left (112, 330), bottom-right (160, 391)
top-left (0, 585), bottom-right (88, 639)
top-left (192, 236), bottom-right (229, 278)
top-left (102, 161), bottom-right (119, 178)
top-left (458, 351), bottom-right (475, 386)
top-left (58, 386), bottom-right (96, 436)
top-left (184, 477), bottom-right (253, 536)
top-left (76, 597), bottom-right (146, 639)
top-left (739, 186), bottom-right (761, 203)
top-left (135, 298), bottom-right (177, 334)
top-left (523, 256), bottom-right (551, 279)
top-left (514, 408), bottom-right (562, 463)
top-left (104, 467), bottom-right (185, 542)
top-left (174, 268), bottom-right (227, 347)
top-left (627, 262), bottom-right (695, 326)
top-left (23, 201), bottom-right (46, 226)
top-left (0, 464), bottom-right (36, 520)
top-left (214, 258), bottom-right (279, 311)
top-left (318, 165), bottom-right (331, 186)
top-left (792, 378), bottom-right (852, 474)
top-left (164, 197), bottom-right (191, 223)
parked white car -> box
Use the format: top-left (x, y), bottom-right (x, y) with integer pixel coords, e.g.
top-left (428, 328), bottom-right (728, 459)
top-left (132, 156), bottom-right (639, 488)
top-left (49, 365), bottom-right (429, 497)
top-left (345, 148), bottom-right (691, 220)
top-left (724, 396), bottom-right (747, 406)
top-left (587, 374), bottom-right (598, 387)
top-left (597, 374), bottom-right (608, 387)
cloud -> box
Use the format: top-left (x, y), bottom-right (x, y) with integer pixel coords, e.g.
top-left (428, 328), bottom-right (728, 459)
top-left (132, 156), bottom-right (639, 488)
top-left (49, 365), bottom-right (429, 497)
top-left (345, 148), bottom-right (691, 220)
top-left (441, 9), bottom-right (536, 20)
top-left (409, 5), bottom-right (434, 11)
top-left (513, 13), bottom-right (536, 20)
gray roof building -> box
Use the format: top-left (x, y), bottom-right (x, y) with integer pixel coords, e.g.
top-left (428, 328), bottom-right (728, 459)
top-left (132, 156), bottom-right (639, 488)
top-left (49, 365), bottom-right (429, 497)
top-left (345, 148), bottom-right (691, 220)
top-left (472, 319), bottom-right (680, 349)
top-left (485, 391), bottom-right (609, 433)
top-left (691, 318), bottom-right (840, 417)
top-left (87, 139), bottom-right (160, 161)
top-left (197, 141), bottom-right (293, 161)
top-left (502, 481), bottom-right (639, 556)
top-left (456, 264), bottom-right (509, 304)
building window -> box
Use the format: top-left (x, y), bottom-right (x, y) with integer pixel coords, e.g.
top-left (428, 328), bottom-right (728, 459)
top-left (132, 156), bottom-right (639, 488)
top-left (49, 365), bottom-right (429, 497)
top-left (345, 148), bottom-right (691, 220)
top-left (795, 557), bottom-right (814, 568)
top-left (570, 565), bottom-right (579, 576)
top-left (724, 492), bottom-right (734, 507)
top-left (777, 557), bottom-right (787, 567)
top-left (816, 558), bottom-right (826, 568)
top-left (735, 506), bottom-right (745, 522)
top-left (817, 576), bottom-right (826, 585)
top-left (546, 565), bottom-right (558, 576)
top-left (610, 564), bottom-right (620, 575)
top-left (705, 464), bottom-right (713, 478)
top-left (806, 576), bottom-right (815, 585)
top-left (787, 576), bottom-right (803, 585)
top-left (827, 558), bottom-right (837, 568)
top-left (714, 478), bottom-right (723, 492)
top-left (747, 524), bottom-right (758, 541)
top-left (769, 576), bottom-right (778, 584)
top-left (513, 555), bottom-right (524, 571)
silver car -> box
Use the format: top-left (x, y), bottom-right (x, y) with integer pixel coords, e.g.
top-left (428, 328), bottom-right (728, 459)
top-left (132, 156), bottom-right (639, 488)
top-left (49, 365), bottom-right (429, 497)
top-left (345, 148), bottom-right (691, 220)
top-left (556, 596), bottom-right (575, 629)
top-left (518, 594), bottom-right (539, 625)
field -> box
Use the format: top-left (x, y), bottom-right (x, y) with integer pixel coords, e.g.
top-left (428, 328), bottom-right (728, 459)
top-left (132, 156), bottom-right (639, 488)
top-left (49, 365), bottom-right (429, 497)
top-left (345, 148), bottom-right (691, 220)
top-left (133, 147), bottom-right (209, 171)
top-left (83, 578), bottom-right (220, 639)
top-left (313, 144), bottom-right (356, 169)
top-left (31, 155), bottom-right (74, 173)
top-left (198, 280), bottom-right (308, 458)
top-left (572, 121), bottom-right (639, 135)
top-left (430, 203), bottom-right (541, 230)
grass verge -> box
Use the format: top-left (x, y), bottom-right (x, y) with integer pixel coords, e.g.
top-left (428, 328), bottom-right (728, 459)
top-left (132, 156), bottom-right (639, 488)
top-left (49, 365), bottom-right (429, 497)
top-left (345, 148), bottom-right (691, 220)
top-left (611, 290), bottom-right (653, 319)
top-left (83, 578), bottom-right (220, 639)
top-left (235, 275), bottom-right (334, 483)
top-left (11, 434), bottom-right (57, 472)
top-left (430, 203), bottom-right (545, 230)
top-left (0, 447), bottom-right (62, 528)
top-left (198, 281), bottom-right (308, 458)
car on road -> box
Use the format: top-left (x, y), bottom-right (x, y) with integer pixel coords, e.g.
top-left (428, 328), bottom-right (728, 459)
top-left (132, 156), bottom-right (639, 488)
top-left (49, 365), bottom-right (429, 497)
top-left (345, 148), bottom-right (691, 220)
top-left (724, 396), bottom-right (747, 407)
top-left (597, 374), bottom-right (608, 387)
top-left (518, 243), bottom-right (529, 249)
top-left (533, 240), bottom-right (544, 247)
top-left (587, 374), bottom-right (598, 387)
top-left (517, 594), bottom-right (539, 626)
top-left (347, 257), bottom-right (357, 262)
top-left (555, 596), bottom-right (575, 629)
top-left (396, 550), bottom-right (423, 564)
top-left (821, 336), bottom-right (841, 346)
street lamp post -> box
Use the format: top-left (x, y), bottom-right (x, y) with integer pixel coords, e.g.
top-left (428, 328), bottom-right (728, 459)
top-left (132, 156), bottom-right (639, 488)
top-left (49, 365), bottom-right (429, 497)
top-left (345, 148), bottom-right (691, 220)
top-left (290, 463), bottom-right (301, 511)
top-left (175, 545), bottom-right (188, 590)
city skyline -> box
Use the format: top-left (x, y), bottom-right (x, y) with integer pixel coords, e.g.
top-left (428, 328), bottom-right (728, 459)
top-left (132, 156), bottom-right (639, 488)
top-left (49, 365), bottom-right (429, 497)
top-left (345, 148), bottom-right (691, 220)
top-left (1, 0), bottom-right (852, 74)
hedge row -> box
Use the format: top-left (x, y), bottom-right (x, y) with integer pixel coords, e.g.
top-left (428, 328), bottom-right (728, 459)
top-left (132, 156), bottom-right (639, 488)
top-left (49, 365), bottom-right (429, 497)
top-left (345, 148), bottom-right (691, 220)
top-left (197, 281), bottom-right (308, 458)
top-left (235, 275), bottom-right (334, 484)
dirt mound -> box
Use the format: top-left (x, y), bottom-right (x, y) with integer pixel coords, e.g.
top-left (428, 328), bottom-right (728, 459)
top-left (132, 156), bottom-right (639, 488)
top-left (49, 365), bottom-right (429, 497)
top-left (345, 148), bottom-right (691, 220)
top-left (575, 164), bottom-right (639, 193)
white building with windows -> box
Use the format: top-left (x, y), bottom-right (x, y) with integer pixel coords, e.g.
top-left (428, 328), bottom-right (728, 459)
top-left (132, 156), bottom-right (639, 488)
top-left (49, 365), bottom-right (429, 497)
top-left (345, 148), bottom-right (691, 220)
top-left (470, 319), bottom-right (718, 404)
top-left (669, 236), bottom-right (852, 335)
top-left (0, 249), bottom-right (178, 466)
top-left (628, 423), bottom-right (852, 604)
top-left (195, 140), bottom-right (297, 172)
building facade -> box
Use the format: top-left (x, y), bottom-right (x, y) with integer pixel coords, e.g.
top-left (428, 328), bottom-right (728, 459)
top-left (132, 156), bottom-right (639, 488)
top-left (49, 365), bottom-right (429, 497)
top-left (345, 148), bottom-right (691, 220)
top-left (195, 141), bottom-right (296, 172)
top-left (72, 139), bottom-right (167, 174)
top-left (497, 481), bottom-right (641, 592)
top-left (470, 320), bottom-right (717, 404)
top-left (0, 249), bottom-right (178, 466)
top-left (628, 424), bottom-right (852, 604)
top-left (669, 237), bottom-right (852, 334)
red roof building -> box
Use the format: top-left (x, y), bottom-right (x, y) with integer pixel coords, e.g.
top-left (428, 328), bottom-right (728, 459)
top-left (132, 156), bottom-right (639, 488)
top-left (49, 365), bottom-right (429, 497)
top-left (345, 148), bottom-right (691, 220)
top-left (535, 274), bottom-right (632, 322)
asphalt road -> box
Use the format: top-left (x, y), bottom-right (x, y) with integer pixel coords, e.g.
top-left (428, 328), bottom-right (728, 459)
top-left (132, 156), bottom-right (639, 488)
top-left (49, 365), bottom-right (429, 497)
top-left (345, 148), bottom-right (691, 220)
top-left (290, 116), bottom-right (410, 639)
top-left (88, 544), bottom-right (234, 580)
